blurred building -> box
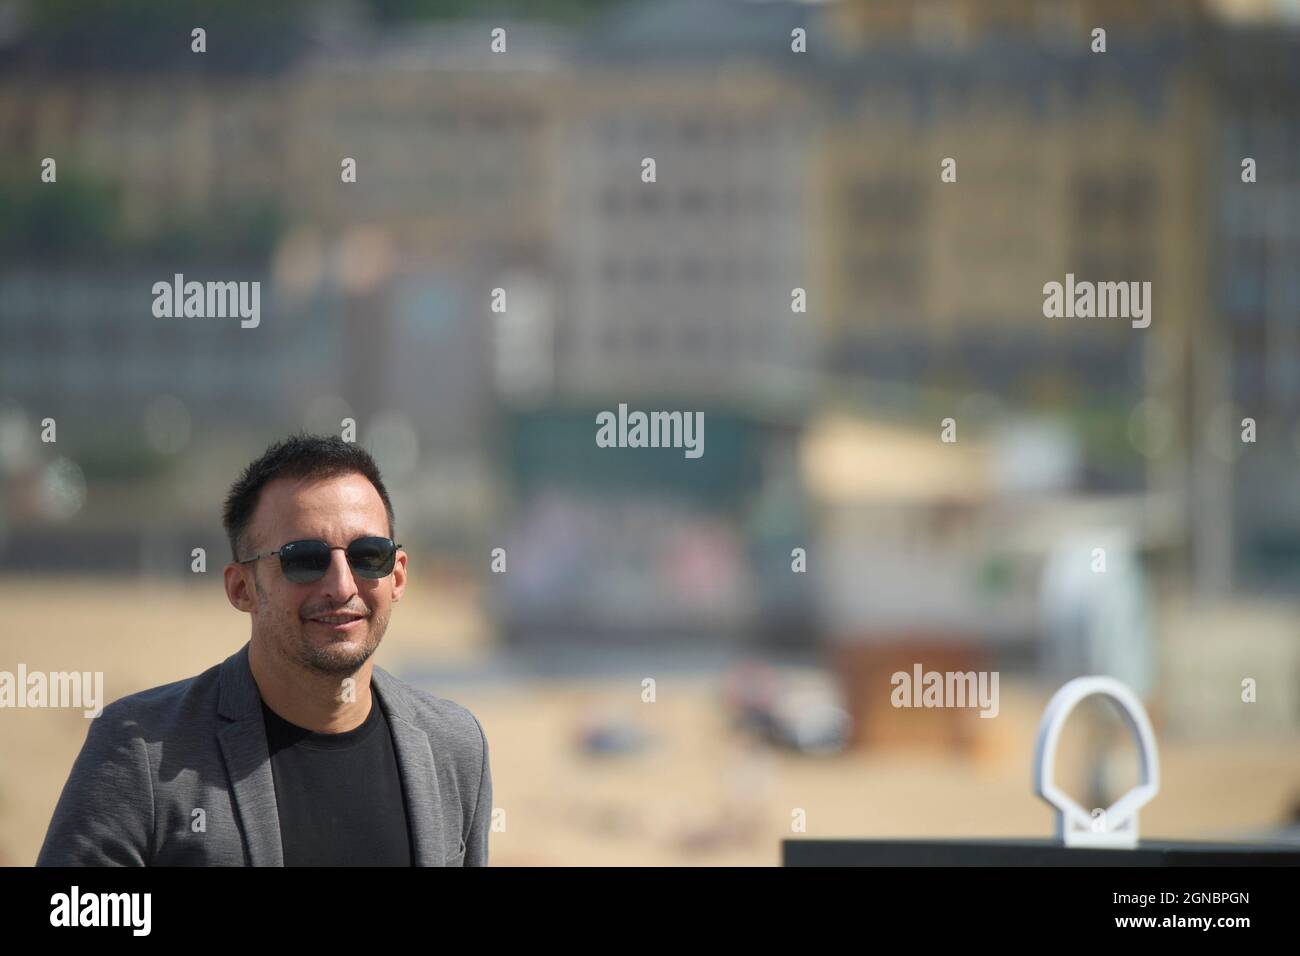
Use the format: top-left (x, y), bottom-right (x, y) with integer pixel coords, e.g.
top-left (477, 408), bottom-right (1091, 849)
top-left (548, 0), bottom-right (819, 407)
top-left (1208, 27), bottom-right (1300, 595)
top-left (0, 0), bottom-right (1297, 657)
top-left (492, 1), bottom-right (825, 647)
top-left (813, 0), bottom-right (1211, 489)
top-left (282, 19), bottom-right (565, 270)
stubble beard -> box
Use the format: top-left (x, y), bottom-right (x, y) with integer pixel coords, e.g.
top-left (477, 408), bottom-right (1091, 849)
top-left (254, 571), bottom-right (388, 676)
top-left (296, 621), bottom-right (384, 675)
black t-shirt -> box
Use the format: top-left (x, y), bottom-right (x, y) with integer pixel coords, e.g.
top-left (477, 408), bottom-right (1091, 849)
top-left (260, 693), bottom-right (413, 866)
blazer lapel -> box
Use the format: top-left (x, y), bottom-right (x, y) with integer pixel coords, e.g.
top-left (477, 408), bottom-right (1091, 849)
top-left (216, 643), bottom-right (284, 866)
top-left (372, 667), bottom-right (447, 866)
top-left (214, 643), bottom-right (446, 867)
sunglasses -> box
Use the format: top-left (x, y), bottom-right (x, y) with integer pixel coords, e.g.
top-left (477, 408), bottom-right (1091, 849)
top-left (238, 536), bottom-right (402, 584)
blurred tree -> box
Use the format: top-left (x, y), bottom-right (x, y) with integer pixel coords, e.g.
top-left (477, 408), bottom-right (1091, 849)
top-left (0, 168), bottom-right (122, 258)
top-left (0, 166), bottom-right (284, 264)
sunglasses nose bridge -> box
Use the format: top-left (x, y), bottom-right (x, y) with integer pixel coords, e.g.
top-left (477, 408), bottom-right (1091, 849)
top-left (314, 545), bottom-right (360, 595)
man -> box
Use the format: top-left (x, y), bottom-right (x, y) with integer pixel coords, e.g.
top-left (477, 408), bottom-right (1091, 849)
top-left (37, 433), bottom-right (491, 866)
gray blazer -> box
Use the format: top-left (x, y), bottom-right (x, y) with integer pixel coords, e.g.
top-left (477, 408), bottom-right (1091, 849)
top-left (36, 642), bottom-right (490, 866)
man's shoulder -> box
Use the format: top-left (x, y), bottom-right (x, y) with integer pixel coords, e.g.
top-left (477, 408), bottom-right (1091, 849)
top-left (373, 666), bottom-right (486, 756)
top-left (96, 656), bottom-right (225, 733)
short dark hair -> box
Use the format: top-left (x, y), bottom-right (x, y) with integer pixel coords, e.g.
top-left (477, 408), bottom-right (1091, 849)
top-left (222, 432), bottom-right (396, 562)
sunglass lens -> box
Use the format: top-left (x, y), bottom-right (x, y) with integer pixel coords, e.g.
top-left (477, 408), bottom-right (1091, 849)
top-left (279, 540), bottom-right (331, 583)
top-left (347, 537), bottom-right (396, 578)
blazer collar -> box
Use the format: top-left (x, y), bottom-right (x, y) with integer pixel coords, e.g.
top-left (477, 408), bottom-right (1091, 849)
top-left (215, 641), bottom-right (447, 866)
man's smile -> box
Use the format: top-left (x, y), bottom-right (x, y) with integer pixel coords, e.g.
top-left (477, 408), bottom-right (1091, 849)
top-left (303, 611), bottom-right (369, 632)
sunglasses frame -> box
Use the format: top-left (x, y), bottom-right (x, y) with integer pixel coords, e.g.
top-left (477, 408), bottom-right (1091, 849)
top-left (238, 536), bottom-right (403, 583)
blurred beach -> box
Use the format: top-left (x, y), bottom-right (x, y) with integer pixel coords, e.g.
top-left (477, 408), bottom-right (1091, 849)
top-left (3, 575), bottom-right (1297, 866)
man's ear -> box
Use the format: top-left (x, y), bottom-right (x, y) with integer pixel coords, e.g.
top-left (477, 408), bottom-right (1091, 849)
top-left (224, 562), bottom-right (257, 613)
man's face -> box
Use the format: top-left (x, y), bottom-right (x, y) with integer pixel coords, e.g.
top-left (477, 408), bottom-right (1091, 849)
top-left (231, 472), bottom-right (406, 675)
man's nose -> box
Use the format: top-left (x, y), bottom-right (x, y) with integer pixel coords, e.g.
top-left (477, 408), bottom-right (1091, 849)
top-left (317, 548), bottom-right (358, 600)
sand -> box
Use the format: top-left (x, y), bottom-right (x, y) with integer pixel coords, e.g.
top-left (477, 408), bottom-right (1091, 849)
top-left (2, 576), bottom-right (1298, 866)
